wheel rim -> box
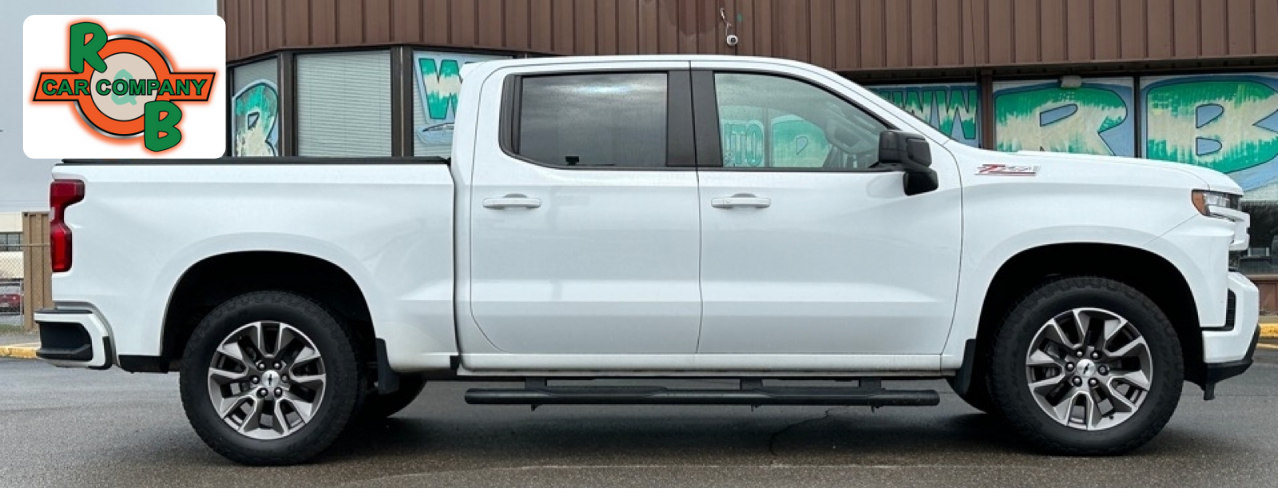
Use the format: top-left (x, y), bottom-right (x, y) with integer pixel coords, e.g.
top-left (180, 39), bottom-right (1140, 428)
top-left (206, 321), bottom-right (326, 440)
top-left (1025, 307), bottom-right (1153, 431)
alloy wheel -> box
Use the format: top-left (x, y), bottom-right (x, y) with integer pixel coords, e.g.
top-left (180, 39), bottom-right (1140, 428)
top-left (206, 321), bottom-right (327, 440)
top-left (1024, 307), bottom-right (1153, 431)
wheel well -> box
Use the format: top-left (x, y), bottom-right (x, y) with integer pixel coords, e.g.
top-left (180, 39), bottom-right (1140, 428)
top-left (972, 243), bottom-right (1205, 387)
top-left (161, 251), bottom-right (375, 367)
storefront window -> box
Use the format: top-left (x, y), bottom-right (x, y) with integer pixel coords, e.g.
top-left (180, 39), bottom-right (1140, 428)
top-left (411, 51), bottom-right (510, 157)
top-left (297, 51), bottom-right (391, 157)
top-left (230, 58), bottom-right (280, 157)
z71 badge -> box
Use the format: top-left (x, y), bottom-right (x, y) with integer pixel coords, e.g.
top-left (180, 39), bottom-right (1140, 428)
top-left (977, 164), bottom-right (1040, 176)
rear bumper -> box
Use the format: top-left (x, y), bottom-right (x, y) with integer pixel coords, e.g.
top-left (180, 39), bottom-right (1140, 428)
top-left (34, 309), bottom-right (113, 369)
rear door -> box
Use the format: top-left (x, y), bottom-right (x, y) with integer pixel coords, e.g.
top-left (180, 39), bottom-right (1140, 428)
top-left (690, 62), bottom-right (964, 356)
top-left (467, 64), bottom-right (704, 355)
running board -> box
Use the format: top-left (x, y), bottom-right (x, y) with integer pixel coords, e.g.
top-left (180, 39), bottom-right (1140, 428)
top-left (464, 378), bottom-right (939, 407)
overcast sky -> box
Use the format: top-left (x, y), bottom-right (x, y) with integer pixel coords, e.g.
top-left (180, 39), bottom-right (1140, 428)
top-left (1, 0), bottom-right (215, 212)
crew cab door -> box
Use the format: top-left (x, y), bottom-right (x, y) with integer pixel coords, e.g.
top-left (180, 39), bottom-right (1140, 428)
top-left (689, 62), bottom-right (963, 355)
top-left (467, 64), bottom-right (703, 355)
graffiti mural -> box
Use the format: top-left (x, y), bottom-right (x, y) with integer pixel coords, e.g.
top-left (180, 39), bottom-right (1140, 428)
top-left (872, 83), bottom-right (981, 147)
top-left (231, 80), bottom-right (280, 157)
top-left (414, 51), bottom-right (509, 154)
top-left (994, 78), bottom-right (1135, 156)
top-left (1141, 74), bottom-right (1278, 197)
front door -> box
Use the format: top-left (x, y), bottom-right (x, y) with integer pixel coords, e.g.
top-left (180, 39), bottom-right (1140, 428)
top-left (468, 68), bottom-right (703, 355)
top-left (691, 66), bottom-right (963, 355)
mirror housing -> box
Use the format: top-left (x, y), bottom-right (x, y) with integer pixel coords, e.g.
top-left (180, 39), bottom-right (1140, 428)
top-left (878, 130), bottom-right (939, 196)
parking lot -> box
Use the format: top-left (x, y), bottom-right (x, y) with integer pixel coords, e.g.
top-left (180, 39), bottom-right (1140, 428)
top-left (0, 347), bottom-right (1274, 487)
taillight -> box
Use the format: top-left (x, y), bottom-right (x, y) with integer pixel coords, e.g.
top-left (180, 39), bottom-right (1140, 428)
top-left (50, 179), bottom-right (85, 273)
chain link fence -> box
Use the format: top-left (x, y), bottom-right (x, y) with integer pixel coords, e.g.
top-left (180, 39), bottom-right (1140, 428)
top-left (0, 249), bottom-right (25, 330)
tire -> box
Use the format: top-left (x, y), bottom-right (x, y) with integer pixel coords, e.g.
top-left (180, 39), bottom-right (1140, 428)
top-left (988, 276), bottom-right (1183, 455)
top-left (179, 291), bottom-right (366, 465)
top-left (357, 375), bottom-right (427, 421)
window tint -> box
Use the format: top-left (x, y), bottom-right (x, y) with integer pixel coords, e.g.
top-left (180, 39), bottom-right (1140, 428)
top-left (714, 73), bottom-right (888, 170)
top-left (517, 73), bottom-right (667, 168)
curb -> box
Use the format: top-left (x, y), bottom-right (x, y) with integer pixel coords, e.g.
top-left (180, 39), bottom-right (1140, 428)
top-left (0, 342), bottom-right (39, 360)
top-left (1262, 323), bottom-right (1277, 340)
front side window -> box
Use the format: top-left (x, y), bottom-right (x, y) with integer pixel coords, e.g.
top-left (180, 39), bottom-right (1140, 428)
top-left (516, 73), bottom-right (668, 169)
top-left (714, 73), bottom-right (888, 170)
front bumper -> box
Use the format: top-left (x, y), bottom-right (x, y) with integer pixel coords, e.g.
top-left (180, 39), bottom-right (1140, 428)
top-left (1203, 272), bottom-right (1260, 363)
top-left (34, 309), bottom-right (113, 369)
top-left (1197, 272), bottom-right (1260, 400)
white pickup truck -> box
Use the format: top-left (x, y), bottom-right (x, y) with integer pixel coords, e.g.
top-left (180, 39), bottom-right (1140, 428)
top-left (38, 56), bottom-right (1260, 465)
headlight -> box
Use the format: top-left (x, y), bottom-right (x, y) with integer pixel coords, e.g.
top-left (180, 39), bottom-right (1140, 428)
top-left (1191, 190), bottom-right (1241, 217)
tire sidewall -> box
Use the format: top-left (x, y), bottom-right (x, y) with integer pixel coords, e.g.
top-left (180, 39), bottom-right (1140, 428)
top-left (179, 292), bottom-right (362, 463)
top-left (991, 279), bottom-right (1183, 452)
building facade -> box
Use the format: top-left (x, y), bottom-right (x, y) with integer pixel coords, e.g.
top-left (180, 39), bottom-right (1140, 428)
top-left (218, 0), bottom-right (1279, 283)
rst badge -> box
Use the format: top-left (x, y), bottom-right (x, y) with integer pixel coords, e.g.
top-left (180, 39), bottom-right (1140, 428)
top-left (977, 163), bottom-right (1040, 176)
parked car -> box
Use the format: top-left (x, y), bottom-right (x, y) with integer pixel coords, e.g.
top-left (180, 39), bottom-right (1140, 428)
top-left (38, 55), bottom-right (1259, 466)
top-left (0, 282), bottom-right (21, 314)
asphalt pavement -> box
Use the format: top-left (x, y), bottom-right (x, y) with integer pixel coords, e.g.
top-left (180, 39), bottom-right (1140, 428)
top-left (0, 349), bottom-right (1275, 487)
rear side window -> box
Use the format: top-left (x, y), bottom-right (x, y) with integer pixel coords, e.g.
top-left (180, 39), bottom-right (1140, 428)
top-left (515, 73), bottom-right (667, 168)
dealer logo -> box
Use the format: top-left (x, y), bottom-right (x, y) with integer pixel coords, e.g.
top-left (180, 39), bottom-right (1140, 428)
top-left (31, 21), bottom-right (215, 152)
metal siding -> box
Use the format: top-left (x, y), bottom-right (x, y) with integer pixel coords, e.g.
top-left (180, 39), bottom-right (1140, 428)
top-left (1147, 0), bottom-right (1175, 58)
top-left (391, 0), bottom-right (421, 43)
top-left (1066, 0), bottom-right (1093, 62)
top-left (617, 0), bottom-right (638, 54)
top-left (223, 0), bottom-right (1277, 71)
top-left (1200, 0), bottom-right (1228, 57)
top-left (450, 0), bottom-right (478, 47)
top-left (1226, 0), bottom-right (1255, 55)
top-left (1039, 0), bottom-right (1066, 63)
top-left (834, 0), bottom-right (858, 67)
top-left (986, 0), bottom-right (1013, 65)
top-left (424, 0), bottom-right (451, 46)
top-left (936, 0), bottom-right (963, 66)
top-left (884, 0), bottom-right (911, 67)
top-left (1173, 0), bottom-right (1201, 57)
top-left (479, 0), bottom-right (506, 48)
top-left (530, 0), bottom-right (554, 52)
top-left (1119, 0), bottom-right (1147, 59)
top-left (1093, 0), bottom-right (1120, 60)
top-left (553, 0), bottom-right (575, 53)
top-left (810, 0), bottom-right (834, 68)
top-left (1257, 0), bottom-right (1278, 54)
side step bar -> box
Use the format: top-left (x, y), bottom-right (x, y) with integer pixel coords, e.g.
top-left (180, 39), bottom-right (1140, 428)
top-left (465, 379), bottom-right (939, 407)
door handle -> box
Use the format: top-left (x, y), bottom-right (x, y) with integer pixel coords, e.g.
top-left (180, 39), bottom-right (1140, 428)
top-left (711, 194), bottom-right (771, 209)
top-left (483, 194), bottom-right (542, 209)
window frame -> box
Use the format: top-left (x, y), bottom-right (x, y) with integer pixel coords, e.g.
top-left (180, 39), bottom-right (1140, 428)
top-left (499, 70), bottom-right (696, 171)
top-left (691, 69), bottom-right (901, 172)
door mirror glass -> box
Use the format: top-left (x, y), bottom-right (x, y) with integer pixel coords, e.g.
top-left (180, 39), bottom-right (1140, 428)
top-left (878, 130), bottom-right (939, 196)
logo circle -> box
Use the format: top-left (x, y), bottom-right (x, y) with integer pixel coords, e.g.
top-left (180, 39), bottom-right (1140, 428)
top-left (89, 52), bottom-right (158, 122)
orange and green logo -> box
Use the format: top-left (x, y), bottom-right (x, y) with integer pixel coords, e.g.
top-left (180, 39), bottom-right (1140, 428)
top-left (31, 21), bottom-right (216, 152)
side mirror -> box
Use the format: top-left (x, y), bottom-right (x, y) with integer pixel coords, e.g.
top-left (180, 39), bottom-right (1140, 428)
top-left (878, 130), bottom-right (939, 196)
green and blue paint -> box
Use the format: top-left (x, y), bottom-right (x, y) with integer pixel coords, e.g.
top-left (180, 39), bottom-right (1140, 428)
top-left (994, 78), bottom-right (1135, 156)
top-left (872, 84), bottom-right (981, 147)
top-left (231, 80), bottom-right (279, 157)
top-left (992, 74), bottom-right (1277, 197)
top-left (1142, 74), bottom-right (1277, 196)
top-left (414, 51), bottom-right (509, 155)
